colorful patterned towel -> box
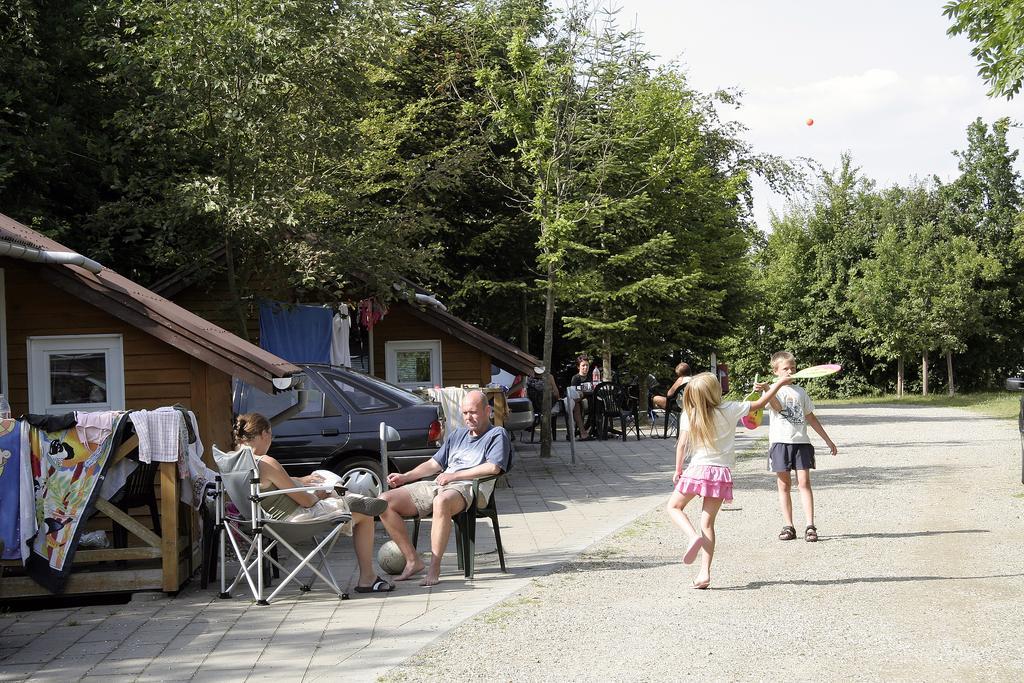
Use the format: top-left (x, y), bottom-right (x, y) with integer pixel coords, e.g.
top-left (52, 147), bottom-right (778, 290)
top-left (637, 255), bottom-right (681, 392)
top-left (26, 413), bottom-right (129, 593)
top-left (0, 419), bottom-right (33, 562)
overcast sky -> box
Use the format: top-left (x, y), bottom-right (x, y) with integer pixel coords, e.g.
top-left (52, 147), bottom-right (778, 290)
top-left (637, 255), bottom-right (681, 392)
top-left (610, 0), bottom-right (1022, 230)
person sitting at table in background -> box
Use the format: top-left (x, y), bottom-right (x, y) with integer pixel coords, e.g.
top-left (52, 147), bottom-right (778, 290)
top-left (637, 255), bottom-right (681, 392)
top-left (378, 390), bottom-right (511, 586)
top-left (569, 356), bottom-right (594, 440)
top-left (233, 413), bottom-right (395, 593)
top-left (652, 362), bottom-right (691, 409)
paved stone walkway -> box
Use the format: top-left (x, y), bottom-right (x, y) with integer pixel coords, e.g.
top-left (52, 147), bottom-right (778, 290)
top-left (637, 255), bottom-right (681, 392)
top-left (1, 422), bottom-right (744, 682)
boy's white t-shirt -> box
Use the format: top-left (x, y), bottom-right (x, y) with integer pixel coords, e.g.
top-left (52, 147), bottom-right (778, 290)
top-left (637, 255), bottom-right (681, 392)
top-left (679, 400), bottom-right (750, 469)
top-left (767, 385), bottom-right (815, 444)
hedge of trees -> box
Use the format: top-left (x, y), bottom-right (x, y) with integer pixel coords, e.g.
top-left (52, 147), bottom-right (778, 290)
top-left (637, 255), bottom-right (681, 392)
top-left (723, 119), bottom-right (1023, 396)
top-left (2, 0), bottom-right (1021, 405)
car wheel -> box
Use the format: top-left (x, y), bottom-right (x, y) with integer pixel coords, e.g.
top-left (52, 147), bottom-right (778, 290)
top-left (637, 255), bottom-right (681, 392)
top-left (335, 458), bottom-right (385, 498)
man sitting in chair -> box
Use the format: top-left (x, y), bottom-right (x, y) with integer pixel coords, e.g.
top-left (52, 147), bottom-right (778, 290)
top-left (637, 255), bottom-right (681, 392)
top-left (379, 390), bottom-right (511, 586)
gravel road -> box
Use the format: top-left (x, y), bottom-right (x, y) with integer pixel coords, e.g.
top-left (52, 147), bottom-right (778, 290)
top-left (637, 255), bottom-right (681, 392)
top-left (382, 404), bottom-right (1024, 682)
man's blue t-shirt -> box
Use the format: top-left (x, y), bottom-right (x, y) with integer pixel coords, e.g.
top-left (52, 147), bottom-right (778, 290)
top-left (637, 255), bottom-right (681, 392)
top-left (432, 426), bottom-right (511, 474)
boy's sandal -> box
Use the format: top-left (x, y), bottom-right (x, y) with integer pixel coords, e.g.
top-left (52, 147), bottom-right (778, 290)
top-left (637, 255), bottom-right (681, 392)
top-left (778, 525), bottom-right (797, 541)
top-left (804, 525), bottom-right (818, 542)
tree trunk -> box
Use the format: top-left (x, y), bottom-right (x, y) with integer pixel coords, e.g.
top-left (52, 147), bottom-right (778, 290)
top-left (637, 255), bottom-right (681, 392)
top-left (601, 340), bottom-right (612, 382)
top-left (519, 290), bottom-right (530, 352)
top-left (946, 349), bottom-right (955, 396)
top-left (223, 237), bottom-right (250, 343)
top-left (922, 350), bottom-right (929, 396)
top-left (539, 257), bottom-right (556, 458)
top-left (897, 357), bottom-right (904, 397)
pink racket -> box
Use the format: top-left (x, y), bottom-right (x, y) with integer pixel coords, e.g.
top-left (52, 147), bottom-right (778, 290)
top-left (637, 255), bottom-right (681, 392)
top-left (789, 363), bottom-right (842, 379)
top-left (740, 374), bottom-right (763, 429)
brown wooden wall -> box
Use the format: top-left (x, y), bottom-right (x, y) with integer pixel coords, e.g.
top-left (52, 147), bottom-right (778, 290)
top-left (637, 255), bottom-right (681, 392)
top-left (170, 274), bottom-right (261, 343)
top-left (2, 259), bottom-right (232, 455)
top-left (371, 304), bottom-right (490, 386)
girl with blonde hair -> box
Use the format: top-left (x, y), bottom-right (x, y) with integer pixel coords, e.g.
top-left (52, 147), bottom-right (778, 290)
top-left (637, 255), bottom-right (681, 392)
top-left (666, 372), bottom-right (790, 589)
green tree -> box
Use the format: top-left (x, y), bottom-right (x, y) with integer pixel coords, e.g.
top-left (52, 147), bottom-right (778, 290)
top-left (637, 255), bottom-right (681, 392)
top-left (944, 0), bottom-right (1024, 99)
top-left (472, 0), bottom-right (640, 454)
top-left (96, 0), bottom-right (448, 335)
top-left (938, 117), bottom-right (1024, 386)
top-left (559, 68), bottom-right (758, 383)
top-left (0, 1), bottom-right (121, 245)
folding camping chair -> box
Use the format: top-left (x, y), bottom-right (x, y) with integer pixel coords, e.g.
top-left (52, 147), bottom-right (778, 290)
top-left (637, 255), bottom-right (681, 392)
top-left (212, 445), bottom-right (352, 605)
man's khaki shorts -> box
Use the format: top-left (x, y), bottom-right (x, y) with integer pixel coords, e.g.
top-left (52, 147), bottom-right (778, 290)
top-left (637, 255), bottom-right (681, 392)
top-left (403, 479), bottom-right (496, 517)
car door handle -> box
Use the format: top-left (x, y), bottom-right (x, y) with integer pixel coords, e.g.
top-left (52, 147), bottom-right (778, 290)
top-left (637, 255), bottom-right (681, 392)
top-left (320, 428), bottom-right (339, 437)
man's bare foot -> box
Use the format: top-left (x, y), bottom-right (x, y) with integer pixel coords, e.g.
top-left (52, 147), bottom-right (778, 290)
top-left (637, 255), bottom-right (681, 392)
top-left (419, 572), bottom-right (441, 587)
top-left (395, 560), bottom-right (425, 581)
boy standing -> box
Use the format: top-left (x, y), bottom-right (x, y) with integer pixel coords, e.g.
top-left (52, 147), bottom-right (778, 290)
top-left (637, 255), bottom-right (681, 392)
top-left (758, 351), bottom-right (838, 542)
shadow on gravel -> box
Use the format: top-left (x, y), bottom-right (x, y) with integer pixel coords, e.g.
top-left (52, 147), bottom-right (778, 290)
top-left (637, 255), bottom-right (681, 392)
top-left (815, 407), bottom-right (1006, 427)
top-left (719, 572), bottom-right (1024, 590)
top-left (838, 440), bottom-right (973, 449)
top-left (735, 465), bottom-right (947, 492)
top-left (823, 529), bottom-right (990, 541)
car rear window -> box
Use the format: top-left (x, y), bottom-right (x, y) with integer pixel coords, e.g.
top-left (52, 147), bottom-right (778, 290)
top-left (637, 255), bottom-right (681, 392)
top-left (327, 375), bottom-right (397, 411)
top-left (330, 370), bottom-right (425, 404)
top-left (235, 379), bottom-right (324, 419)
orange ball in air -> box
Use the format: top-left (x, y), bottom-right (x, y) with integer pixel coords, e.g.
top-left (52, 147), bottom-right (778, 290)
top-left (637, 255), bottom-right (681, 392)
top-left (806, 118), bottom-right (814, 126)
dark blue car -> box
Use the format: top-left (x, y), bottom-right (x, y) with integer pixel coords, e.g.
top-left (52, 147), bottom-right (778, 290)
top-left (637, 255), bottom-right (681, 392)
top-left (234, 364), bottom-right (442, 496)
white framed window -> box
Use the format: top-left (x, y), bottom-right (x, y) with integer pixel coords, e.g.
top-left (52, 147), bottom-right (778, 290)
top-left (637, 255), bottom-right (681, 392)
top-left (384, 340), bottom-right (442, 390)
top-left (27, 334), bottom-right (125, 414)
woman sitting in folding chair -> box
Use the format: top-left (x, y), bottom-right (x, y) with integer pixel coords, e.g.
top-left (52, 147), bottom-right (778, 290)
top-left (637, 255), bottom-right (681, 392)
top-left (233, 413), bottom-right (395, 593)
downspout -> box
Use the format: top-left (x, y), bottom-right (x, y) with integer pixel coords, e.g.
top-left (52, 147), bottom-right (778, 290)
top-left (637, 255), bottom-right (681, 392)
top-left (268, 375), bottom-right (310, 427)
top-left (0, 240), bottom-right (103, 274)
top-left (414, 293), bottom-right (447, 311)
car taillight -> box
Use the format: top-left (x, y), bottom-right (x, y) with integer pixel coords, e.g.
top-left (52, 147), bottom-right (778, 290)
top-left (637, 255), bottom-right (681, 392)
top-left (427, 419), bottom-right (442, 445)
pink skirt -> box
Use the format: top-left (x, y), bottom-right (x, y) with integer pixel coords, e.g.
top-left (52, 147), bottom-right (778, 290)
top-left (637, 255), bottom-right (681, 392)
top-left (675, 465), bottom-right (734, 502)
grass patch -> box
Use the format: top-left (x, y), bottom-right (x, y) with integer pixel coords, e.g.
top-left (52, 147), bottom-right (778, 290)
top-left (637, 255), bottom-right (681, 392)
top-left (817, 392), bottom-right (1020, 420)
top-left (479, 597), bottom-right (541, 626)
top-left (582, 546), bottom-right (623, 560)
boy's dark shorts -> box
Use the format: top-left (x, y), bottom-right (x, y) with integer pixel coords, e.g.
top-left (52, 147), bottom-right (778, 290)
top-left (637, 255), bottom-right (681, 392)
top-left (769, 443), bottom-right (815, 472)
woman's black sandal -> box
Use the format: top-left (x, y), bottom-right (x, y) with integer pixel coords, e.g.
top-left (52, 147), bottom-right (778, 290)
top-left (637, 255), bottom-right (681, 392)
top-left (354, 576), bottom-right (395, 593)
top-left (778, 525), bottom-right (796, 541)
top-left (804, 525), bottom-right (818, 542)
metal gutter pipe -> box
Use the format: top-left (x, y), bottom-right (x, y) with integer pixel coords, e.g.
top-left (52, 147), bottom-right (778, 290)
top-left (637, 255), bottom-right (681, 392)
top-left (0, 239), bottom-right (103, 274)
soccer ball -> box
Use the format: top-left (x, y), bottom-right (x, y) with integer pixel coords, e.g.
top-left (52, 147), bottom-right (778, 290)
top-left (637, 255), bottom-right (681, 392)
top-left (377, 541), bottom-right (406, 576)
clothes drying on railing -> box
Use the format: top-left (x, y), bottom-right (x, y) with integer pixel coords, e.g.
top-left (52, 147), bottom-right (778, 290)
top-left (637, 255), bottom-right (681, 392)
top-left (25, 412), bottom-right (132, 592)
top-left (428, 387), bottom-right (468, 434)
top-left (258, 299), bottom-right (332, 363)
top-left (0, 418), bottom-right (33, 563)
top-left (1, 406), bottom-right (216, 592)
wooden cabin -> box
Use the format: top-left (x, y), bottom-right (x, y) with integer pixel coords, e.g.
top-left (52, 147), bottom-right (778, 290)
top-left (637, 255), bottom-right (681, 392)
top-left (151, 249), bottom-right (543, 389)
top-left (0, 212), bottom-right (300, 598)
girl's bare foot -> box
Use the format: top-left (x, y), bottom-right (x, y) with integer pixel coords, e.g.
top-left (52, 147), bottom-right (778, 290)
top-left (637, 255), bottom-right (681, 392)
top-left (692, 574), bottom-right (711, 590)
top-left (395, 560), bottom-right (425, 581)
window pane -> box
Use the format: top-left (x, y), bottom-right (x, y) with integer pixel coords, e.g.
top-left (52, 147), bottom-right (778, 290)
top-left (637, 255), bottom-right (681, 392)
top-left (329, 376), bottom-right (390, 411)
top-left (49, 352), bottom-right (107, 405)
top-left (395, 350), bottom-right (432, 384)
